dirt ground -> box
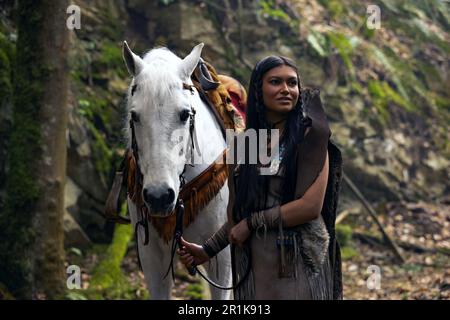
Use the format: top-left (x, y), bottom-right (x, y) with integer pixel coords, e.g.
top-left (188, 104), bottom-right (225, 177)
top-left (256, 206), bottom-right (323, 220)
top-left (71, 200), bottom-right (449, 300)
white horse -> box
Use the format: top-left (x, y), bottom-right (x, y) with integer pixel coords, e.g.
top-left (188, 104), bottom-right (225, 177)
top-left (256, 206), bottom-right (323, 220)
top-left (122, 41), bottom-right (232, 300)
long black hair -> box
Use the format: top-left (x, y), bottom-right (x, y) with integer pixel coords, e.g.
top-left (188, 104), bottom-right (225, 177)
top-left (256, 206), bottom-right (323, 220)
top-left (233, 56), bottom-right (311, 222)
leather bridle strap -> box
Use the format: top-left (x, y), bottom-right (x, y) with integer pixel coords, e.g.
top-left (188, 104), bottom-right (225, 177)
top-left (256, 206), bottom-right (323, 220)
top-left (134, 81), bottom-right (198, 271)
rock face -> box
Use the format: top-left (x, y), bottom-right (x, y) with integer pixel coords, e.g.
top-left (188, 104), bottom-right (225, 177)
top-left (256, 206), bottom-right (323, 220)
top-left (1, 0), bottom-right (448, 244)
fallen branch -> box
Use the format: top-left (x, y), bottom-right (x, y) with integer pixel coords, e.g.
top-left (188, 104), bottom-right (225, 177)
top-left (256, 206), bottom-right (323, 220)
top-left (353, 232), bottom-right (383, 248)
top-left (343, 172), bottom-right (406, 264)
top-left (335, 209), bottom-right (351, 225)
top-left (353, 232), bottom-right (450, 257)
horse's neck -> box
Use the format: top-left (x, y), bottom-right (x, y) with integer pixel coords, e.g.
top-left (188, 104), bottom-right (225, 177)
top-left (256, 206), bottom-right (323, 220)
top-left (183, 91), bottom-right (226, 182)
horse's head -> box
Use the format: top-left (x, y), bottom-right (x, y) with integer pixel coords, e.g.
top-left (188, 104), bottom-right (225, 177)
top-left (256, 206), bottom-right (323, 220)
top-left (123, 41), bottom-right (204, 216)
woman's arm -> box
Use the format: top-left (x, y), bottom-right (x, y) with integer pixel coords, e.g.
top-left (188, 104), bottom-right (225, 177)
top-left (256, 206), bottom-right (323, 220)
top-left (244, 150), bottom-right (328, 231)
top-left (280, 150), bottom-right (329, 227)
top-left (178, 164), bottom-right (235, 265)
top-left (202, 221), bottom-right (230, 257)
top-left (230, 152), bottom-right (329, 246)
top-left (179, 218), bottom-right (230, 267)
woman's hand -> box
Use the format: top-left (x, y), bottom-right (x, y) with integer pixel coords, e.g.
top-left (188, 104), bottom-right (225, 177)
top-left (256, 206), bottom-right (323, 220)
top-left (229, 218), bottom-right (251, 247)
top-left (177, 237), bottom-right (210, 268)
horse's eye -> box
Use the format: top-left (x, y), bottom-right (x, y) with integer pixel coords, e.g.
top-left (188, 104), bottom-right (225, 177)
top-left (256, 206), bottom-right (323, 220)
top-left (131, 85), bottom-right (137, 96)
top-left (130, 110), bottom-right (139, 123)
top-left (180, 109), bottom-right (190, 123)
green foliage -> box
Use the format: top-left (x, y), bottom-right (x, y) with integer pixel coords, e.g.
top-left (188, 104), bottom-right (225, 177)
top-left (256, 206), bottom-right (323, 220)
top-left (98, 42), bottom-right (126, 78)
top-left (336, 224), bottom-right (358, 260)
top-left (327, 31), bottom-right (358, 77)
top-left (97, 7), bottom-right (124, 42)
top-left (434, 95), bottom-right (450, 112)
top-left (69, 15), bottom-right (128, 192)
top-left (301, 0), bottom-right (448, 158)
top-left (68, 247), bottom-right (83, 257)
top-left (368, 80), bottom-right (415, 124)
top-left (76, 94), bottom-right (114, 184)
top-left (382, 82), bottom-right (414, 112)
top-left (340, 246), bottom-right (358, 260)
top-left (260, 0), bottom-right (291, 23)
top-left (0, 32), bottom-right (14, 100)
top-left (185, 283), bottom-right (204, 300)
top-left (66, 291), bottom-right (88, 300)
top-left (86, 117), bottom-right (113, 182)
top-left (307, 30), bottom-right (328, 57)
top-left (0, 283), bottom-right (15, 300)
top-left (402, 263), bottom-right (424, 273)
top-left (367, 81), bottom-right (390, 124)
top-left (336, 224), bottom-right (353, 247)
top-left (362, 24), bottom-right (376, 40)
top-left (318, 0), bottom-right (344, 19)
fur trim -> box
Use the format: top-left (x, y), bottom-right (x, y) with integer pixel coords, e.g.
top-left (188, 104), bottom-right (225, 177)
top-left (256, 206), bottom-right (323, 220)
top-left (299, 215), bottom-right (330, 276)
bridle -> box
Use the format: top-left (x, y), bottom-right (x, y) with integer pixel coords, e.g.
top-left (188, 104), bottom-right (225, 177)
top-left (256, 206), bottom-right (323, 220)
top-left (129, 81), bottom-right (197, 256)
top-left (130, 83), bottom-right (198, 279)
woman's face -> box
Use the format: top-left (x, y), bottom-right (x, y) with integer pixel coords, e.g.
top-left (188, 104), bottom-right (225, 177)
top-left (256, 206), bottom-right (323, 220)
top-left (262, 65), bottom-right (299, 121)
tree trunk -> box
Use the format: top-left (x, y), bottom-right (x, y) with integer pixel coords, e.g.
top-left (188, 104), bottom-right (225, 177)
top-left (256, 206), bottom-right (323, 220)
top-left (0, 0), bottom-right (69, 299)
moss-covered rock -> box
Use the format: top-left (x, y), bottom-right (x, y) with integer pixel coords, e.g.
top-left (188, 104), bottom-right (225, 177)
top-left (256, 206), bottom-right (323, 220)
top-left (87, 203), bottom-right (134, 299)
top-left (336, 224), bottom-right (353, 247)
top-left (336, 224), bottom-right (358, 260)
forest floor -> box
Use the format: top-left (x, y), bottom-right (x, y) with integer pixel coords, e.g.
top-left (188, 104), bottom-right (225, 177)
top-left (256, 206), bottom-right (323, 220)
top-left (340, 200), bottom-right (450, 300)
top-left (66, 200), bottom-right (450, 300)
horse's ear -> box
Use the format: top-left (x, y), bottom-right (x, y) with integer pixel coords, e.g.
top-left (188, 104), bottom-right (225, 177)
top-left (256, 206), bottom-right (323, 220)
top-left (123, 41), bottom-right (145, 77)
top-left (180, 43), bottom-right (204, 79)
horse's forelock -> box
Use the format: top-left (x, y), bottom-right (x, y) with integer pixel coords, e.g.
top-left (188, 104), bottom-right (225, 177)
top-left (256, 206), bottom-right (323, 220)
top-left (131, 48), bottom-right (185, 102)
top-left (143, 47), bottom-right (181, 65)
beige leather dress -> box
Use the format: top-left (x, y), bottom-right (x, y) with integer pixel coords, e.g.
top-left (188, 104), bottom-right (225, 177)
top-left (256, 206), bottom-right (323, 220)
top-left (249, 164), bottom-right (313, 299)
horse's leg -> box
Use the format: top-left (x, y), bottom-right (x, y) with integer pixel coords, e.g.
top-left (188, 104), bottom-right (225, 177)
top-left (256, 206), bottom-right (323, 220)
top-left (183, 186), bottom-right (233, 300)
top-left (137, 233), bottom-right (174, 299)
top-left (204, 246), bottom-right (233, 300)
top-left (128, 198), bottom-right (173, 300)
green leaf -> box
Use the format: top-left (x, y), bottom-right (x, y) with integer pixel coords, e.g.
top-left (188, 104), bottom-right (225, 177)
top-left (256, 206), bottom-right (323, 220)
top-left (66, 291), bottom-right (88, 300)
top-left (69, 247), bottom-right (83, 257)
top-left (307, 32), bottom-right (327, 57)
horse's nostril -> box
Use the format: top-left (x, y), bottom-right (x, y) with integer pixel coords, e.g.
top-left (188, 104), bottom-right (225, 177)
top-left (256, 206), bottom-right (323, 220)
top-left (166, 188), bottom-right (175, 204)
top-left (143, 186), bottom-right (175, 211)
top-left (143, 187), bottom-right (156, 204)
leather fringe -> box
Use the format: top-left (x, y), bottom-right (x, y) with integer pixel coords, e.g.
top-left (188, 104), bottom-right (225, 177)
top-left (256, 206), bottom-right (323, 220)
top-left (127, 147), bottom-right (229, 243)
top-left (150, 166), bottom-right (228, 243)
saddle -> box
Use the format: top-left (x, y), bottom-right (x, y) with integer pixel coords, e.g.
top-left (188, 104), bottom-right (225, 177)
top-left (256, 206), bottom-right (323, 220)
top-left (191, 59), bottom-right (246, 134)
top-left (104, 60), bottom-right (247, 242)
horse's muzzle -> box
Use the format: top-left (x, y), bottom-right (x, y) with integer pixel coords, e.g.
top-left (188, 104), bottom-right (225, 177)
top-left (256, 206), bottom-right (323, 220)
top-left (143, 184), bottom-right (176, 214)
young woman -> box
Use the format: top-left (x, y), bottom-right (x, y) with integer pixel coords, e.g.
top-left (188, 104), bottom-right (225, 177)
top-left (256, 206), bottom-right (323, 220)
top-left (178, 56), bottom-right (343, 300)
